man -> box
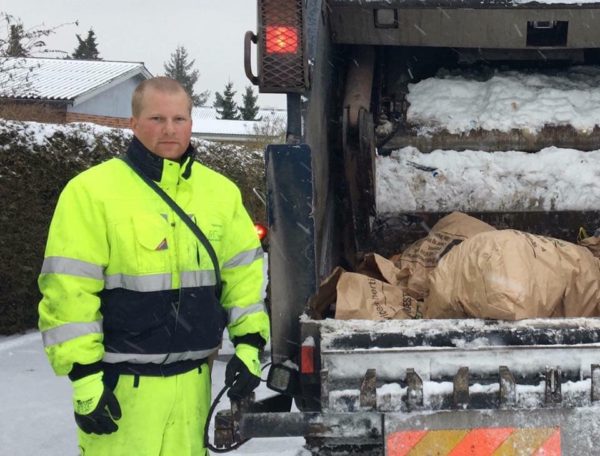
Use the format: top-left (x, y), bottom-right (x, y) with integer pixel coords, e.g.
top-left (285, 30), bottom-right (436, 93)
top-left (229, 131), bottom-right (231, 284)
top-left (38, 77), bottom-right (269, 455)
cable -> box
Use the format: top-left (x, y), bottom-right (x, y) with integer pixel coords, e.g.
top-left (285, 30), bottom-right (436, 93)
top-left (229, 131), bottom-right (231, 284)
top-left (204, 363), bottom-right (273, 453)
top-left (204, 383), bottom-right (249, 453)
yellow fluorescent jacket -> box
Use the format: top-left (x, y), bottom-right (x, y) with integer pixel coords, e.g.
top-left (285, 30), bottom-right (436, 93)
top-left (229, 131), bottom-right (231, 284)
top-left (38, 140), bottom-right (269, 376)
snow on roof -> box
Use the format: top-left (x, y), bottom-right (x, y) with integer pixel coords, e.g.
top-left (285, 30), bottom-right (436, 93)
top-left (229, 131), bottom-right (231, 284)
top-left (192, 105), bottom-right (285, 121)
top-left (191, 106), bottom-right (286, 136)
top-left (0, 57), bottom-right (152, 101)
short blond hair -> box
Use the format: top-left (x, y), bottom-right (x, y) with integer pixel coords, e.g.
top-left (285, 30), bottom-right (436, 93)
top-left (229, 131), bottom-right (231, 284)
top-left (131, 77), bottom-right (193, 117)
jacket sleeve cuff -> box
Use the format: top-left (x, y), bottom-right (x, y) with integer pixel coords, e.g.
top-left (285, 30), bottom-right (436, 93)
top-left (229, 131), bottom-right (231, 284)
top-left (68, 362), bottom-right (103, 381)
top-left (231, 333), bottom-right (266, 350)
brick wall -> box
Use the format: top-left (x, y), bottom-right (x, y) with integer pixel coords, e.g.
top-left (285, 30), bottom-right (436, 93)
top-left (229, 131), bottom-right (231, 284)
top-left (0, 101), bottom-right (67, 123)
top-left (66, 112), bottom-right (130, 129)
top-left (0, 101), bottom-right (130, 129)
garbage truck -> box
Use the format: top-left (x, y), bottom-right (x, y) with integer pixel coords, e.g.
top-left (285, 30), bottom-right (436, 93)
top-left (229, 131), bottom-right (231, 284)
top-left (214, 0), bottom-right (600, 454)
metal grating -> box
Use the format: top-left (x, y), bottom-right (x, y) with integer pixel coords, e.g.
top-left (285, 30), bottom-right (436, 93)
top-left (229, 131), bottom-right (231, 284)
top-left (259, 0), bottom-right (307, 93)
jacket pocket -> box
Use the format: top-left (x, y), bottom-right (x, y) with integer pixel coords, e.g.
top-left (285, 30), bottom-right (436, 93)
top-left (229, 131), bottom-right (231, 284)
top-left (132, 213), bottom-right (170, 274)
top-left (108, 212), bottom-right (170, 275)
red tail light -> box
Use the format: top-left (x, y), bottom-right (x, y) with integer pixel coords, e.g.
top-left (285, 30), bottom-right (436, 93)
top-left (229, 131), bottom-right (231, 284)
top-left (266, 26), bottom-right (299, 54)
top-left (300, 344), bottom-right (315, 374)
top-left (255, 223), bottom-right (268, 241)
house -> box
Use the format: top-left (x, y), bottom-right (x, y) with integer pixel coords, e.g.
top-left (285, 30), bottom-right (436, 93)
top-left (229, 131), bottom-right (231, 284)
top-left (191, 106), bottom-right (287, 142)
top-left (0, 57), bottom-right (152, 128)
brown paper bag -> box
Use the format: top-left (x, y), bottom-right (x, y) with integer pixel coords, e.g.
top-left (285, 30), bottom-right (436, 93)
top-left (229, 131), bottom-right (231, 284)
top-left (307, 266), bottom-right (344, 319)
top-left (580, 236), bottom-right (600, 259)
top-left (335, 273), bottom-right (417, 320)
top-left (425, 230), bottom-right (600, 320)
top-left (391, 212), bottom-right (496, 299)
top-left (308, 254), bottom-right (422, 320)
top-left (356, 252), bottom-right (409, 286)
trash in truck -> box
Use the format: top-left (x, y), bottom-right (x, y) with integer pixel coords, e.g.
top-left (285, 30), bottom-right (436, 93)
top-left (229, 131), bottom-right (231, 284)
top-left (311, 211), bottom-right (600, 321)
top-left (425, 229), bottom-right (600, 320)
top-left (308, 253), bottom-right (422, 320)
top-left (389, 211), bottom-right (495, 300)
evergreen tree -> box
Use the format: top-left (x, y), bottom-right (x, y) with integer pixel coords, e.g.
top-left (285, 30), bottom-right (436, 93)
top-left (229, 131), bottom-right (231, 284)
top-left (72, 29), bottom-right (101, 60)
top-left (163, 45), bottom-right (209, 107)
top-left (1, 13), bottom-right (75, 96)
top-left (6, 24), bottom-right (28, 57)
top-left (214, 81), bottom-right (240, 120)
top-left (239, 85), bottom-right (260, 121)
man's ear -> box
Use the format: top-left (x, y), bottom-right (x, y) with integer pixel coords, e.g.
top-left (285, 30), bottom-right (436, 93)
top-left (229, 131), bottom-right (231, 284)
top-left (129, 117), bottom-right (137, 131)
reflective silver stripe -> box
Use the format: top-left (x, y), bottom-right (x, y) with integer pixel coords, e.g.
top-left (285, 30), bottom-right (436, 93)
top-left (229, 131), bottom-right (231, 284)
top-left (223, 247), bottom-right (263, 269)
top-left (41, 257), bottom-right (104, 280)
top-left (103, 347), bottom-right (218, 364)
top-left (104, 273), bottom-right (172, 292)
top-left (228, 302), bottom-right (267, 324)
top-left (41, 320), bottom-right (103, 347)
top-left (180, 270), bottom-right (217, 288)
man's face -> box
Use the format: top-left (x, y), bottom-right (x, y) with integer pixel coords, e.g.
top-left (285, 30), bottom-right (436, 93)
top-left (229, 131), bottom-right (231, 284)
top-left (130, 88), bottom-right (192, 160)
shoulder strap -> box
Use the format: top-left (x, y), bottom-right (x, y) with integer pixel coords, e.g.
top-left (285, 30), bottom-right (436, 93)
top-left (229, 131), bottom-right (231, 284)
top-left (120, 155), bottom-right (222, 298)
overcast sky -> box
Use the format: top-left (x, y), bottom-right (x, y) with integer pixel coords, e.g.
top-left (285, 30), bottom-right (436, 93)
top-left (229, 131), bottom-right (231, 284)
top-left (2, 0), bottom-right (286, 108)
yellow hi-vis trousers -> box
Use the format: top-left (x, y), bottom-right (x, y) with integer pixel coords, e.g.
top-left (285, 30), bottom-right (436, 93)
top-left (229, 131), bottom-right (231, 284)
top-left (78, 365), bottom-right (210, 456)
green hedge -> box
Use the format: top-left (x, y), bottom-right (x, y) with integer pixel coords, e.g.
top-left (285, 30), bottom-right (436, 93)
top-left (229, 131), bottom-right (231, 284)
top-left (0, 120), bottom-right (265, 334)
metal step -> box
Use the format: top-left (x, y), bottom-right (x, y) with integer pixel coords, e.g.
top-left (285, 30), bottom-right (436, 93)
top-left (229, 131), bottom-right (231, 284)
top-left (380, 125), bottom-right (600, 154)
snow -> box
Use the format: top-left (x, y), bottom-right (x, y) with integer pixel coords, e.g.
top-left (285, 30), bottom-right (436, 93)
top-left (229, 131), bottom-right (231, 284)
top-left (0, 119), bottom-right (126, 149)
top-left (328, 379), bottom-right (596, 414)
top-left (358, 0), bottom-right (600, 4)
top-left (0, 332), bottom-right (307, 456)
top-left (376, 147), bottom-right (600, 212)
top-left (377, 67), bottom-right (600, 213)
top-left (406, 67), bottom-right (600, 134)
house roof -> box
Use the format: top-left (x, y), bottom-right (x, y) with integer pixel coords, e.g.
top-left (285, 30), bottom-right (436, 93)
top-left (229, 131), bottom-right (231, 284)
top-left (192, 105), bottom-right (286, 122)
top-left (0, 57), bottom-right (152, 104)
top-left (191, 106), bottom-right (286, 137)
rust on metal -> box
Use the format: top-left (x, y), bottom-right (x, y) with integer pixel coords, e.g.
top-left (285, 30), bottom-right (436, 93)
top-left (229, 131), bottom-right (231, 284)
top-left (360, 368), bottom-right (377, 409)
top-left (499, 365), bottom-right (517, 407)
top-left (545, 367), bottom-right (562, 405)
top-left (453, 366), bottom-right (470, 408)
top-left (591, 364), bottom-right (600, 402)
top-left (405, 368), bottom-right (423, 410)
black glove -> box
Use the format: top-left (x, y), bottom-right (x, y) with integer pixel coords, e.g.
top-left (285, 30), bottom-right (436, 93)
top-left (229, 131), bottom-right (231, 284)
top-left (72, 372), bottom-right (122, 435)
top-left (225, 344), bottom-right (261, 400)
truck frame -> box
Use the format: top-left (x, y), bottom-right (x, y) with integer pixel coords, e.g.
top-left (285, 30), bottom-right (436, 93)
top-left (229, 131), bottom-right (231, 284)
top-left (216, 1), bottom-right (600, 454)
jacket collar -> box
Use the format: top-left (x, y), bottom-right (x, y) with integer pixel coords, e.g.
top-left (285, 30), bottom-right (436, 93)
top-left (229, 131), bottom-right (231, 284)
top-left (126, 136), bottom-right (195, 182)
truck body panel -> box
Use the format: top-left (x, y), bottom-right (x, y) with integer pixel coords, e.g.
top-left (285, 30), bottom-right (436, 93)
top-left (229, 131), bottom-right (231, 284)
top-left (225, 1), bottom-right (600, 453)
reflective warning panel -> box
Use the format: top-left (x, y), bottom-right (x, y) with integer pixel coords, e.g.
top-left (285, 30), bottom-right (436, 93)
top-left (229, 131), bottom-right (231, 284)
top-left (386, 427), bottom-right (561, 456)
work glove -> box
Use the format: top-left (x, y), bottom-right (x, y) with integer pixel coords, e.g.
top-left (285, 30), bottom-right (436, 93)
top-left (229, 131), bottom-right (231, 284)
top-left (72, 371), bottom-right (122, 435)
top-left (225, 343), bottom-right (261, 400)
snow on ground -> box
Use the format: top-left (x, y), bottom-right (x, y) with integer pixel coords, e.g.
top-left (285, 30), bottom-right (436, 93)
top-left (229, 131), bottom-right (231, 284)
top-left (0, 332), bottom-right (307, 456)
top-left (377, 67), bottom-right (600, 213)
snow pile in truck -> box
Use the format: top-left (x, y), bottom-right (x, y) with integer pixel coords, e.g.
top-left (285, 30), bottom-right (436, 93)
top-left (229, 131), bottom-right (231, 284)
top-left (376, 66), bottom-right (600, 213)
top-left (376, 147), bottom-right (600, 213)
top-left (406, 66), bottom-right (600, 135)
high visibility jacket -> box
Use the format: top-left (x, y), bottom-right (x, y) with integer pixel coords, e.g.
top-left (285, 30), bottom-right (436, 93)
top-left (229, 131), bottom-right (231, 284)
top-left (38, 138), bottom-right (269, 378)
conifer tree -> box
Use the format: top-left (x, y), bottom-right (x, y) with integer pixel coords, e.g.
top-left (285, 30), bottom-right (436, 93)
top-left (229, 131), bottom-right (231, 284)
top-left (214, 81), bottom-right (240, 120)
top-left (163, 45), bottom-right (209, 107)
top-left (239, 85), bottom-right (260, 121)
top-left (6, 24), bottom-right (28, 57)
top-left (72, 29), bottom-right (101, 60)
top-left (1, 13), bottom-right (75, 96)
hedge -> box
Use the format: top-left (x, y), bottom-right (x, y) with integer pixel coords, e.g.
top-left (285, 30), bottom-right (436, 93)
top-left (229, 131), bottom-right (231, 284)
top-left (0, 120), bottom-right (266, 334)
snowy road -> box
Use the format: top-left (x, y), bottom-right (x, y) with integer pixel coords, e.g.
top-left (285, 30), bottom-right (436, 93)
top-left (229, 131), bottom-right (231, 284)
top-left (0, 332), bottom-right (307, 456)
